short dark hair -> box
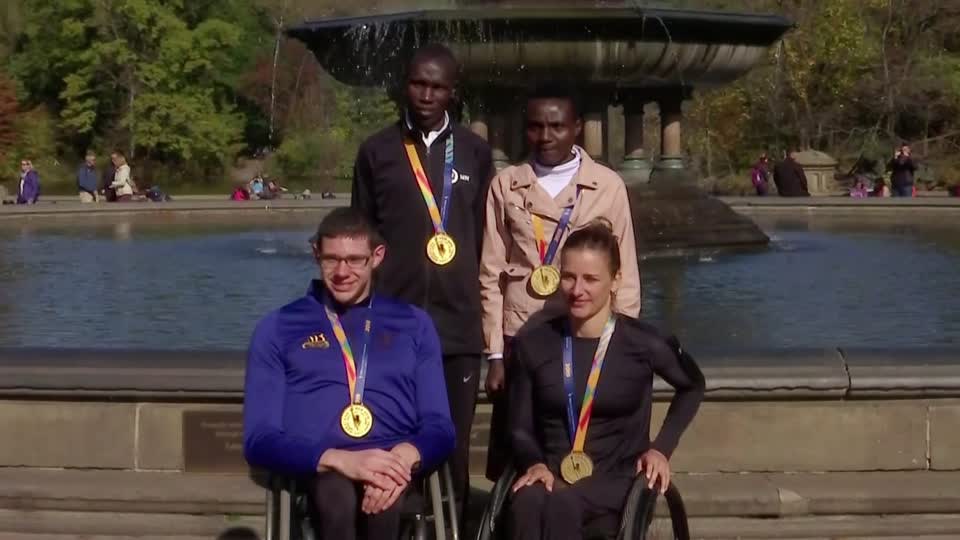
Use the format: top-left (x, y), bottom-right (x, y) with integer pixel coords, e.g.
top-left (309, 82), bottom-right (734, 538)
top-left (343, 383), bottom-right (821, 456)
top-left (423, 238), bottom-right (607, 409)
top-left (526, 83), bottom-right (583, 118)
top-left (407, 43), bottom-right (460, 82)
top-left (311, 208), bottom-right (384, 249)
top-left (561, 218), bottom-right (621, 277)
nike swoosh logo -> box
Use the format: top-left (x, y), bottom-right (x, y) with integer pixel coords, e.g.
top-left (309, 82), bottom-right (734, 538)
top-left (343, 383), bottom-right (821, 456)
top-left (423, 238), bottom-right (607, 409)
top-left (462, 374), bottom-right (473, 383)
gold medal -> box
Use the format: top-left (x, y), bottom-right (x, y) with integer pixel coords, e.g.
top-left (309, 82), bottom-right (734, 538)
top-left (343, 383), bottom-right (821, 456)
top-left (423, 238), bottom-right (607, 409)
top-left (340, 403), bottom-right (374, 438)
top-left (530, 265), bottom-right (561, 296)
top-left (426, 233), bottom-right (456, 265)
top-left (560, 451), bottom-right (594, 484)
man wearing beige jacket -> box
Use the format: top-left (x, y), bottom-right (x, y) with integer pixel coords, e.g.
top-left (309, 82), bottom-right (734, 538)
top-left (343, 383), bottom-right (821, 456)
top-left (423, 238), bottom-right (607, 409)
top-left (479, 85), bottom-right (642, 479)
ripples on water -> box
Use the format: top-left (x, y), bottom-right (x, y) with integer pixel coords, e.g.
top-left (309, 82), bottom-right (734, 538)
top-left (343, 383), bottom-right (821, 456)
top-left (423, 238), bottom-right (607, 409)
top-left (0, 215), bottom-right (958, 350)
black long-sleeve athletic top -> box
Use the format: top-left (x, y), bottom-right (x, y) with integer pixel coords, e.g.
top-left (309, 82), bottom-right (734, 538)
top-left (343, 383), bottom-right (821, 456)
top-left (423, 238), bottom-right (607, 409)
top-left (508, 314), bottom-right (705, 477)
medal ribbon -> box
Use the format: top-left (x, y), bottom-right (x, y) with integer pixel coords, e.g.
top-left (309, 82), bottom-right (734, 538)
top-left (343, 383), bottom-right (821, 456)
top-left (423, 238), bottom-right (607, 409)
top-left (563, 316), bottom-right (617, 452)
top-left (530, 188), bottom-right (580, 265)
top-left (324, 296), bottom-right (375, 405)
top-left (403, 134), bottom-right (455, 235)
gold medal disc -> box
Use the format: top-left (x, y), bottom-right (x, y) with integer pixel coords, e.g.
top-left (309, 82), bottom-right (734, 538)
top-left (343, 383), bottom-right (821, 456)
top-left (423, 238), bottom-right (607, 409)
top-left (426, 233), bottom-right (457, 265)
top-left (560, 452), bottom-right (594, 484)
top-left (530, 265), bottom-right (561, 296)
top-left (340, 404), bottom-right (374, 438)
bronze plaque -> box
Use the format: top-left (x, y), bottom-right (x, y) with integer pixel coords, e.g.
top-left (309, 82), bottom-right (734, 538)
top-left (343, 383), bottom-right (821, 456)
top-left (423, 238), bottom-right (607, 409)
top-left (182, 410), bottom-right (247, 473)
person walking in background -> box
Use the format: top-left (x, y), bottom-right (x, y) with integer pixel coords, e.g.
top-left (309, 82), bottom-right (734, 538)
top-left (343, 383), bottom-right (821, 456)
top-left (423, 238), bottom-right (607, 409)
top-left (77, 151), bottom-right (99, 203)
top-left (772, 150), bottom-right (810, 197)
top-left (109, 151), bottom-right (136, 202)
top-left (16, 158), bottom-right (39, 204)
top-left (887, 144), bottom-right (917, 197)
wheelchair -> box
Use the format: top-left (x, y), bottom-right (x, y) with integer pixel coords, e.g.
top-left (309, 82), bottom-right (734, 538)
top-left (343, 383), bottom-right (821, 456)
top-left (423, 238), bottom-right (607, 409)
top-left (264, 462), bottom-right (461, 540)
top-left (474, 464), bottom-right (690, 540)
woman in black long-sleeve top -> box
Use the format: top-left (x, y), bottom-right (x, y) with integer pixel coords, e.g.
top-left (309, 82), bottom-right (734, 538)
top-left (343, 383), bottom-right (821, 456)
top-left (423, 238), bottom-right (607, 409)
top-left (507, 220), bottom-right (705, 540)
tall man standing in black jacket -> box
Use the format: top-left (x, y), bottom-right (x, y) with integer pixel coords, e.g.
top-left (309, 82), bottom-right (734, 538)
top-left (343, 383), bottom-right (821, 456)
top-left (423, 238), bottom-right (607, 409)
top-left (351, 43), bottom-right (494, 521)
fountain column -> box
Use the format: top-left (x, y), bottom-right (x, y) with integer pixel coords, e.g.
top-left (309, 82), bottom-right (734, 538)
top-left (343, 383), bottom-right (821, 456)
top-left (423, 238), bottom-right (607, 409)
top-left (469, 105), bottom-right (489, 141)
top-left (618, 93), bottom-right (652, 185)
top-left (582, 99), bottom-right (605, 160)
top-left (486, 90), bottom-right (511, 170)
top-left (651, 90), bottom-right (693, 184)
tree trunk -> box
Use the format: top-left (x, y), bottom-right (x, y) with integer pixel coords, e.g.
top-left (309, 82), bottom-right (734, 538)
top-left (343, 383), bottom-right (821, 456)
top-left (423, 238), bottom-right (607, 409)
top-left (268, 9), bottom-right (286, 149)
top-left (128, 81), bottom-right (136, 160)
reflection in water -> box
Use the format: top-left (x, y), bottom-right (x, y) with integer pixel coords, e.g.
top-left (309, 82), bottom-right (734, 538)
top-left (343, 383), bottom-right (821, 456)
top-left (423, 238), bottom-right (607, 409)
top-left (0, 215), bottom-right (958, 350)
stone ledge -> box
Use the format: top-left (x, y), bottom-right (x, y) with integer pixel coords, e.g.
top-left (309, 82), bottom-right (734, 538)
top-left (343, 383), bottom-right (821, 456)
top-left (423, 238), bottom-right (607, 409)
top-left (843, 348), bottom-right (960, 398)
top-left (3, 468), bottom-right (960, 520)
top-left (0, 469), bottom-right (265, 516)
top-left (5, 348), bottom-right (960, 401)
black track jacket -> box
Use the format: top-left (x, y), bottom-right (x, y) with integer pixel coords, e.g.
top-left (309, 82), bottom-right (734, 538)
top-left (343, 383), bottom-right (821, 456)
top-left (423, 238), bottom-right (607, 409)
top-left (352, 120), bottom-right (494, 356)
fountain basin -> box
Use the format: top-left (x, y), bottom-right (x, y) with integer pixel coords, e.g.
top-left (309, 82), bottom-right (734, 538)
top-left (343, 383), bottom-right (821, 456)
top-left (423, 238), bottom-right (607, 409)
top-left (287, 6), bottom-right (793, 89)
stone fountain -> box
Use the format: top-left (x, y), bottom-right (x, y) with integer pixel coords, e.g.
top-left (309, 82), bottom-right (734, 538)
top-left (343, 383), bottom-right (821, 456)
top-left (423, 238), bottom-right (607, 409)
top-left (287, 1), bottom-right (793, 253)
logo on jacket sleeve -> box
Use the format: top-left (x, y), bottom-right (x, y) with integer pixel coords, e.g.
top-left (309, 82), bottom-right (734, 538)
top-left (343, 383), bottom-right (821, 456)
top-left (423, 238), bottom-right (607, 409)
top-left (302, 333), bottom-right (330, 349)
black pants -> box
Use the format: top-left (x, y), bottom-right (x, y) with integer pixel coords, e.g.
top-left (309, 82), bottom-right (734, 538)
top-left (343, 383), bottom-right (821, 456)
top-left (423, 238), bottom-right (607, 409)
top-left (508, 474), bottom-right (633, 540)
top-left (309, 471), bottom-right (406, 540)
top-left (443, 353), bottom-right (481, 524)
top-left (485, 336), bottom-right (514, 481)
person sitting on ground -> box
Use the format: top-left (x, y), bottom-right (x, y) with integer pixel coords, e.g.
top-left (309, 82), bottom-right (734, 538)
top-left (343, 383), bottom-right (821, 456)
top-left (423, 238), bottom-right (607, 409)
top-left (109, 151), bottom-right (136, 202)
top-left (243, 207), bottom-right (455, 540)
top-left (249, 175), bottom-right (265, 198)
top-left (16, 158), bottom-right (40, 205)
top-left (231, 185), bottom-right (251, 201)
top-left (77, 151), bottom-right (99, 203)
top-left (506, 219), bottom-right (705, 540)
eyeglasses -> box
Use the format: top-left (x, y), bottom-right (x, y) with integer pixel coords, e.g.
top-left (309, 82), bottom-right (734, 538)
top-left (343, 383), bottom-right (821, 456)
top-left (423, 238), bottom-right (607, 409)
top-left (319, 255), bottom-right (371, 270)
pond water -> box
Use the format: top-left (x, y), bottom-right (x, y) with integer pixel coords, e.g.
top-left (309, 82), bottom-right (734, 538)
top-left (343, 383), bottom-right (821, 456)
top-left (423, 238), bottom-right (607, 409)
top-left (0, 212), bottom-right (957, 351)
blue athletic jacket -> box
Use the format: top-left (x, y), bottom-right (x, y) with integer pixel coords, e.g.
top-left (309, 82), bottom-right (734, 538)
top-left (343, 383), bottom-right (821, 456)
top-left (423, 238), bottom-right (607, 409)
top-left (243, 281), bottom-right (455, 476)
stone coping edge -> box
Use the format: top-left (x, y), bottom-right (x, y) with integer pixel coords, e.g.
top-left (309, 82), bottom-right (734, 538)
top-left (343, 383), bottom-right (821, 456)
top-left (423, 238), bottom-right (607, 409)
top-left (1, 468), bottom-right (959, 519)
top-left (0, 347), bottom-right (958, 400)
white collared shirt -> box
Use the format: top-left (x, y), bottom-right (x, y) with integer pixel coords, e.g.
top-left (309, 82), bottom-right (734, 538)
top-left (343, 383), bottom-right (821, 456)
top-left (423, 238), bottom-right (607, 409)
top-left (405, 111), bottom-right (450, 148)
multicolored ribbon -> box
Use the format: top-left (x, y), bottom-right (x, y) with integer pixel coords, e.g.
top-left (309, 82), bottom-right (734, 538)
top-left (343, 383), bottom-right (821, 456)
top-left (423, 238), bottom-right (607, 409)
top-left (324, 296), bottom-right (375, 405)
top-left (403, 135), bottom-right (454, 235)
top-left (562, 316), bottom-right (617, 451)
top-left (530, 188), bottom-right (580, 265)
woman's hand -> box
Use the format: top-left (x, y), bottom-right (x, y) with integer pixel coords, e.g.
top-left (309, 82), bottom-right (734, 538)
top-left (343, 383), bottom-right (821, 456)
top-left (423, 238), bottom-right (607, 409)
top-left (511, 463), bottom-right (555, 493)
top-left (636, 449), bottom-right (670, 493)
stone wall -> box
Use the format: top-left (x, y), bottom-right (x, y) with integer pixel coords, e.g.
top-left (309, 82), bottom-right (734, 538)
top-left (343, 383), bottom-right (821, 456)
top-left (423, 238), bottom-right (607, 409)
top-left (1, 347), bottom-right (957, 475)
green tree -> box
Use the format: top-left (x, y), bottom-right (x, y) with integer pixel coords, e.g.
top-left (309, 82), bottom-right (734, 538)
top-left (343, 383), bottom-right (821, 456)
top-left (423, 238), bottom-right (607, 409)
top-left (13, 0), bottom-right (257, 169)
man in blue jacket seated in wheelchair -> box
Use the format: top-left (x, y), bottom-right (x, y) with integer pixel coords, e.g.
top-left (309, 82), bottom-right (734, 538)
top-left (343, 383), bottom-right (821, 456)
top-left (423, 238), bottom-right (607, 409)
top-left (243, 207), bottom-right (456, 540)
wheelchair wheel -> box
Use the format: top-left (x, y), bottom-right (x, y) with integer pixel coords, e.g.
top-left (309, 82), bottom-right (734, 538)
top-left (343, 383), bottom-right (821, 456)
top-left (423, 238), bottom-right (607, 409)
top-left (475, 465), bottom-right (517, 540)
top-left (618, 481), bottom-right (689, 540)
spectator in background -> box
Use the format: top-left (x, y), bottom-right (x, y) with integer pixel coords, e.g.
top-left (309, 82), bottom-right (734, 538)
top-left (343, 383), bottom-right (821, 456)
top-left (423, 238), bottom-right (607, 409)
top-left (109, 151), bottom-right (136, 202)
top-left (16, 158), bottom-right (40, 204)
top-left (750, 153), bottom-right (771, 196)
top-left (772, 150), bottom-right (810, 197)
top-left (887, 144), bottom-right (917, 198)
top-left (77, 151), bottom-right (99, 203)
top-left (102, 152), bottom-right (117, 202)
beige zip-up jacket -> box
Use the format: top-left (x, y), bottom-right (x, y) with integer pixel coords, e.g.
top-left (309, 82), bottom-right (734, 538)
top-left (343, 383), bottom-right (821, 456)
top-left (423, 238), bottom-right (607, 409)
top-left (479, 150), bottom-right (642, 356)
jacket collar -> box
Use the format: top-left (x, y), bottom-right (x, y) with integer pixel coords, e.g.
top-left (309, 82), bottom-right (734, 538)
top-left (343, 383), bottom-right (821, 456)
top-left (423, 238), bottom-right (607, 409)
top-left (510, 146), bottom-right (602, 191)
top-left (403, 111), bottom-right (452, 148)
